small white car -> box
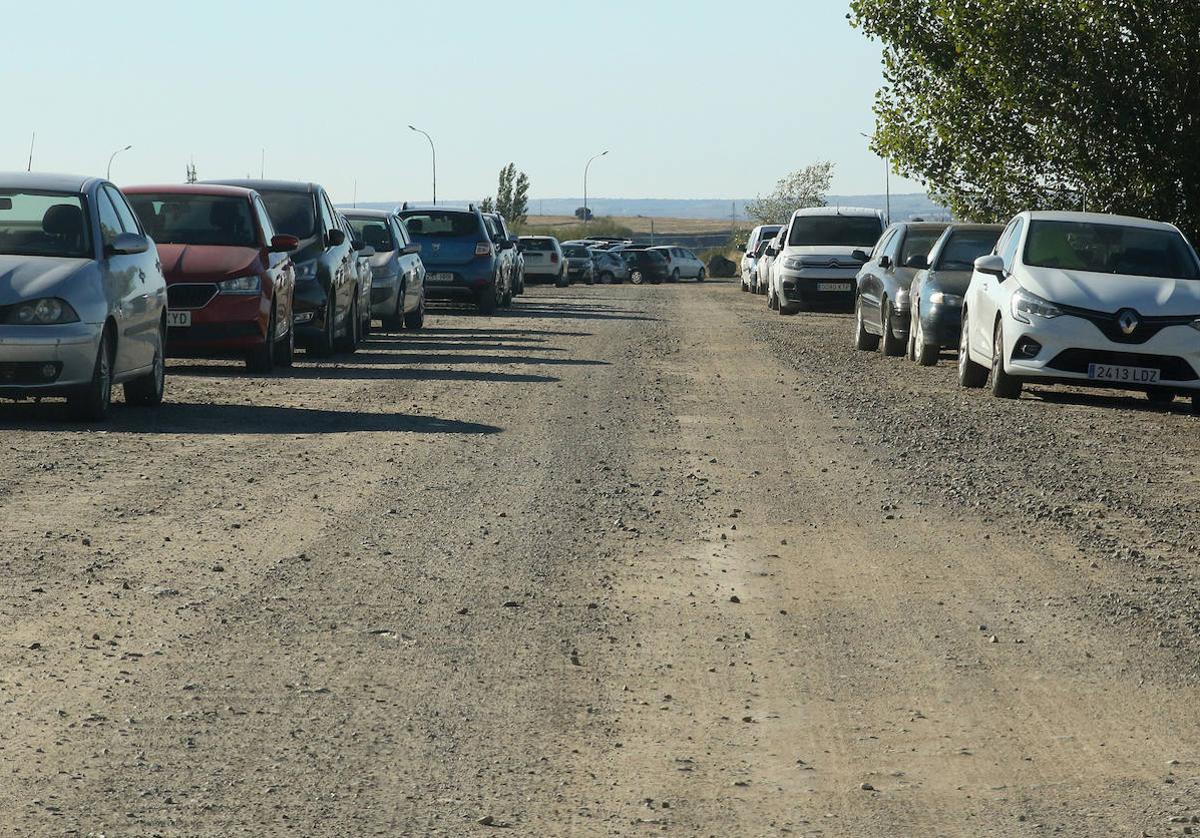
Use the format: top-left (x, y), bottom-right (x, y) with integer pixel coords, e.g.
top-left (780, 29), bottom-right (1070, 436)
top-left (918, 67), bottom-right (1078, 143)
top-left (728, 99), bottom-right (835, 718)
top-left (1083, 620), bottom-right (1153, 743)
top-left (517, 236), bottom-right (567, 286)
top-left (741, 224), bottom-right (781, 291)
top-left (769, 207), bottom-right (884, 314)
top-left (959, 210), bottom-right (1200, 410)
top-left (756, 227), bottom-right (787, 296)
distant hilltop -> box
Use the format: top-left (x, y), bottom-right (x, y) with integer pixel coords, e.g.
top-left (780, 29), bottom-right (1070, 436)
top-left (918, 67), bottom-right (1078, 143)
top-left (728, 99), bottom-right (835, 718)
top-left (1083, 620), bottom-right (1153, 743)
top-left (346, 194), bottom-right (951, 222)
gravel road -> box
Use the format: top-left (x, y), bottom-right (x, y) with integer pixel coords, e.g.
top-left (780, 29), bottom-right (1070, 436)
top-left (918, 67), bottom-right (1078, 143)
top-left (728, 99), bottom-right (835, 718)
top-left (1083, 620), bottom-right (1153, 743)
top-left (1, 280), bottom-right (1198, 836)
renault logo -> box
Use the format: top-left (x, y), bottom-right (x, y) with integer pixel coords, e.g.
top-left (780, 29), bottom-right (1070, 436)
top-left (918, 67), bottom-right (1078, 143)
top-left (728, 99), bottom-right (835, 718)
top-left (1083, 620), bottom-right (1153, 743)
top-left (1117, 309), bottom-right (1140, 335)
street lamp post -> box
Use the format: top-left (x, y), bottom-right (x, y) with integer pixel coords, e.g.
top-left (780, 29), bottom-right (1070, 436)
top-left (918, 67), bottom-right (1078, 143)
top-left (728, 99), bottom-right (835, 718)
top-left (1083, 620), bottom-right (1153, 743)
top-left (107, 144), bottom-right (132, 181)
top-left (584, 150), bottom-right (608, 225)
top-left (409, 125), bottom-right (436, 205)
top-left (860, 132), bottom-right (891, 224)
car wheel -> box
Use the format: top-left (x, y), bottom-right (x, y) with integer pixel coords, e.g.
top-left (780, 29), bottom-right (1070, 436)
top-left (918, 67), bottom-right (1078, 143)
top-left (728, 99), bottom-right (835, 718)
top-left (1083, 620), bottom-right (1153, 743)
top-left (630, 270), bottom-right (644, 285)
top-left (555, 272), bottom-right (569, 288)
top-left (308, 290), bottom-right (337, 357)
top-left (741, 276), bottom-right (749, 292)
top-left (477, 283), bottom-right (498, 315)
top-left (914, 313), bottom-right (939, 367)
top-left (880, 302), bottom-right (905, 357)
top-left (246, 305), bottom-right (277, 373)
top-left (990, 321), bottom-right (1022, 399)
top-left (1146, 388), bottom-right (1175, 406)
top-left (958, 312), bottom-right (989, 388)
top-left (853, 296), bottom-right (880, 351)
top-left (1191, 394), bottom-right (1200, 416)
top-left (383, 285), bottom-right (405, 331)
top-left (335, 294), bottom-right (360, 353)
top-left (501, 279), bottom-right (514, 307)
top-left (276, 315), bottom-right (295, 367)
top-left (697, 267), bottom-right (706, 282)
top-left (778, 293), bottom-right (799, 315)
top-left (403, 296), bottom-right (425, 330)
top-left (124, 322), bottom-right (166, 407)
top-left (70, 327), bottom-right (114, 422)
top-left (670, 268), bottom-right (680, 283)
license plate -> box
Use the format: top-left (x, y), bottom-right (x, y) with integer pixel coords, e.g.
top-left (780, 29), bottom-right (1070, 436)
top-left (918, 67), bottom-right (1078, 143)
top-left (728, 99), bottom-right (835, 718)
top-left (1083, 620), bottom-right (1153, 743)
top-left (166, 310), bottom-right (191, 327)
top-left (817, 282), bottom-right (852, 292)
top-left (1087, 363), bottom-right (1160, 384)
top-left (429, 272), bottom-right (455, 283)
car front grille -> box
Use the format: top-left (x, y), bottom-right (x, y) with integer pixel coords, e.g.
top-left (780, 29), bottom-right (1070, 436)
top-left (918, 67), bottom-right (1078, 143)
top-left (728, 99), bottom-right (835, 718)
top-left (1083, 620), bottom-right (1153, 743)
top-left (168, 283), bottom-right (218, 310)
top-left (1046, 348), bottom-right (1198, 381)
top-left (1058, 304), bottom-right (1198, 345)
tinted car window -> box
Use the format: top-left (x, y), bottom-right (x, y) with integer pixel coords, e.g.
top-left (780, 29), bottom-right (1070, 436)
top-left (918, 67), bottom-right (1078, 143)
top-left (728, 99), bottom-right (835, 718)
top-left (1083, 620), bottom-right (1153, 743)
top-left (563, 245), bottom-right (591, 258)
top-left (259, 190), bottom-right (318, 239)
top-left (128, 194), bottom-right (258, 247)
top-left (788, 216), bottom-right (883, 247)
top-left (400, 211), bottom-right (480, 237)
top-left (520, 238), bottom-right (555, 251)
top-left (253, 197), bottom-right (276, 241)
top-left (935, 230), bottom-right (1002, 271)
top-left (104, 186), bottom-right (142, 235)
top-left (97, 190), bottom-right (123, 247)
top-left (901, 229), bottom-right (944, 264)
top-left (392, 218), bottom-right (409, 247)
top-left (347, 217), bottom-right (395, 252)
top-left (0, 190), bottom-right (91, 258)
top-left (1024, 220), bottom-right (1200, 279)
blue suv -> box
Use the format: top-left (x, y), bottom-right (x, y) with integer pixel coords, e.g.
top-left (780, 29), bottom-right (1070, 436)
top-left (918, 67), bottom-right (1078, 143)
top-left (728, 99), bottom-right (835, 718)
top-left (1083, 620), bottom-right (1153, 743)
top-left (397, 204), bottom-right (514, 314)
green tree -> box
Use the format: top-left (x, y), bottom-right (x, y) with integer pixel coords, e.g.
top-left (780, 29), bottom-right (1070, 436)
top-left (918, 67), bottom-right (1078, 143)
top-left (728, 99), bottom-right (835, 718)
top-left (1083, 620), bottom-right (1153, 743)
top-left (488, 163), bottom-right (530, 225)
top-left (849, 1), bottom-right (1200, 234)
top-left (745, 162), bottom-right (834, 224)
top-left (511, 171), bottom-right (530, 225)
top-left (480, 196), bottom-right (495, 214)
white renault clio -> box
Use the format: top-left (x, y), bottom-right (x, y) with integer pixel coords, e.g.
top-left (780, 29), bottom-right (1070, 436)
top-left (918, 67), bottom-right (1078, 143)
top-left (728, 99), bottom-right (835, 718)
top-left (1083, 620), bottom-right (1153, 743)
top-left (959, 211), bottom-right (1200, 410)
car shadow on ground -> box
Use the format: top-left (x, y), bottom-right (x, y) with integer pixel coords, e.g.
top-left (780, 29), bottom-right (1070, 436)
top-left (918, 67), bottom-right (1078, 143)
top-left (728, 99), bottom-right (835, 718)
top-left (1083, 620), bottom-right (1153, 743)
top-left (166, 363), bottom-right (561, 385)
top-left (428, 302), bottom-right (659, 323)
top-left (363, 338), bottom-right (567, 353)
top-left (1025, 387), bottom-right (1191, 415)
top-left (0, 401), bottom-right (502, 435)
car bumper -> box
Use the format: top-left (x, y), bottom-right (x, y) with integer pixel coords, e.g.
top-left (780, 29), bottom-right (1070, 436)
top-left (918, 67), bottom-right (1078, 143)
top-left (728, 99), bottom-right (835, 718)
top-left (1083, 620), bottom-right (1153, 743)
top-left (1003, 316), bottom-right (1200, 391)
top-left (168, 294), bottom-right (269, 355)
top-left (292, 280), bottom-right (332, 340)
top-left (370, 274), bottom-right (401, 317)
top-left (0, 322), bottom-right (104, 395)
top-left (523, 265), bottom-right (561, 278)
top-left (779, 270), bottom-right (858, 307)
top-left (919, 304), bottom-right (962, 348)
top-left (423, 265), bottom-right (494, 299)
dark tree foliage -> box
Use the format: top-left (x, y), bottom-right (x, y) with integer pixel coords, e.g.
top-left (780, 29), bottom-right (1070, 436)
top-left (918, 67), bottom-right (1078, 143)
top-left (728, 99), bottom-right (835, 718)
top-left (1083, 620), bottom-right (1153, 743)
top-left (849, 1), bottom-right (1200, 236)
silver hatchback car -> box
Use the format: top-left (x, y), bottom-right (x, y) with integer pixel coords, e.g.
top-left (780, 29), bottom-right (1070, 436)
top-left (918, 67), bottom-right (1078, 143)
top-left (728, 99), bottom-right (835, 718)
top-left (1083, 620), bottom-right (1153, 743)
top-left (0, 172), bottom-right (167, 420)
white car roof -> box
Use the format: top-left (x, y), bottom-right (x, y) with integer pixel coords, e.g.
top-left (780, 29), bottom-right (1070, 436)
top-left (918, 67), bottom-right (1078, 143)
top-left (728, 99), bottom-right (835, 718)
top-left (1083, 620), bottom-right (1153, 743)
top-left (791, 206), bottom-right (884, 220)
top-left (1022, 210), bottom-right (1178, 231)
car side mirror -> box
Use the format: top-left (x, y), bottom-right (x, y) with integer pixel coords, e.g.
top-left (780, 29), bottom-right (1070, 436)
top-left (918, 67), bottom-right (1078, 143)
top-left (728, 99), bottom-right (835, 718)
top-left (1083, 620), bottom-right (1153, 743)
top-left (326, 228), bottom-right (346, 247)
top-left (107, 232), bottom-right (149, 256)
top-left (879, 255), bottom-right (892, 269)
top-left (851, 249), bottom-right (869, 262)
top-left (269, 234), bottom-right (300, 253)
top-left (402, 243), bottom-right (421, 255)
top-left (905, 254), bottom-right (928, 270)
top-left (974, 254), bottom-right (1006, 277)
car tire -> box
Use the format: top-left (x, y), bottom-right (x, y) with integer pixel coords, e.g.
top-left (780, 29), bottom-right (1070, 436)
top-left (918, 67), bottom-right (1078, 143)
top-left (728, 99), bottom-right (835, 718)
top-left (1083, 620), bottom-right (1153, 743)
top-left (880, 302), bottom-right (905, 357)
top-left (670, 269), bottom-right (680, 283)
top-left (246, 305), bottom-right (277, 373)
top-left (778, 295), bottom-right (799, 315)
top-left (853, 296), bottom-right (880, 351)
top-left (276, 316), bottom-right (295, 367)
top-left (958, 313), bottom-right (989, 388)
top-left (308, 290), bottom-right (337, 357)
top-left (697, 267), bottom-right (706, 282)
top-left (1191, 394), bottom-right (1200, 416)
top-left (124, 323), bottom-right (166, 407)
top-left (913, 312), bottom-right (939, 367)
top-left (70, 327), bottom-right (114, 422)
top-left (741, 277), bottom-right (749, 292)
top-left (555, 273), bottom-right (569, 288)
top-left (629, 270), bottom-right (644, 285)
top-left (477, 283), bottom-right (499, 315)
top-left (990, 321), bottom-right (1022, 399)
top-left (1146, 388), bottom-right (1175, 406)
top-left (335, 294), bottom-right (360, 353)
top-left (403, 296), bottom-right (425, 330)
top-left (383, 286), bottom-right (404, 331)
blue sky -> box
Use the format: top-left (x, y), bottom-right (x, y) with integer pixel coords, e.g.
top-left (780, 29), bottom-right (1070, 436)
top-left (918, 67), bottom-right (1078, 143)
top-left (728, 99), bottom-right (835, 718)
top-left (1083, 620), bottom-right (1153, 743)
top-left (1, 0), bottom-right (923, 204)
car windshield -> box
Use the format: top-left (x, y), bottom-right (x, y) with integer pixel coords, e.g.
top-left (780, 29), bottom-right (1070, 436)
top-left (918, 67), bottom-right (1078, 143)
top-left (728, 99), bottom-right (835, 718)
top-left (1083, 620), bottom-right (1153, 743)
top-left (520, 239), bottom-right (554, 251)
top-left (788, 216), bottom-right (882, 247)
top-left (1024, 220), bottom-right (1200, 279)
top-left (902, 228), bottom-right (946, 265)
top-left (936, 229), bottom-right (1003, 271)
top-left (400, 211), bottom-right (479, 238)
top-left (346, 217), bottom-right (395, 253)
top-left (563, 246), bottom-right (591, 258)
top-left (258, 190), bottom-right (318, 239)
top-left (128, 194), bottom-right (258, 248)
top-left (0, 190), bottom-right (91, 258)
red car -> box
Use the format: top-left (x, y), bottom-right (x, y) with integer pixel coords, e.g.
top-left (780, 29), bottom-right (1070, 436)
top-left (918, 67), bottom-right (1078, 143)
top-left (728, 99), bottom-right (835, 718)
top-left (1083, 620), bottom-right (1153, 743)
top-left (124, 184), bottom-right (298, 372)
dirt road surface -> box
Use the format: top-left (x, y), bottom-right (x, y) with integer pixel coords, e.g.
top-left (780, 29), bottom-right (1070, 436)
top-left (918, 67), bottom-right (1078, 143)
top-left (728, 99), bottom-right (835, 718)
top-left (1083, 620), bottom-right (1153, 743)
top-left (2, 281), bottom-right (1199, 836)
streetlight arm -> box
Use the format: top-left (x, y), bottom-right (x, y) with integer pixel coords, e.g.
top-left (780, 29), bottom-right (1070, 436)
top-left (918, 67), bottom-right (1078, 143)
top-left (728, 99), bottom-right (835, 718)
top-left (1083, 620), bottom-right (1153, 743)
top-left (410, 126), bottom-right (437, 205)
top-left (583, 150), bottom-right (608, 223)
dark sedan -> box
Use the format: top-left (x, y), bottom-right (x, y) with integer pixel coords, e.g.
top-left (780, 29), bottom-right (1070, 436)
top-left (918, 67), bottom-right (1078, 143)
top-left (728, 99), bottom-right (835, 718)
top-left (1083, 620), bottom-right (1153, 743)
top-left (906, 224), bottom-right (1004, 365)
top-left (623, 249), bottom-right (669, 285)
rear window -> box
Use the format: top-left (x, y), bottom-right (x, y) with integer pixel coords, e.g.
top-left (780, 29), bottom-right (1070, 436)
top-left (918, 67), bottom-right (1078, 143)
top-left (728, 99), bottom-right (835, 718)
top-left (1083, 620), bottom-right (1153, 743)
top-left (520, 238), bottom-right (554, 251)
top-left (788, 216), bottom-right (883, 248)
top-left (935, 229), bottom-right (1002, 271)
top-left (563, 245), bottom-right (592, 258)
top-left (0, 190), bottom-right (91, 258)
top-left (258, 190), bottom-right (318, 239)
top-left (400, 211), bottom-right (480, 238)
top-left (346, 216), bottom-right (395, 253)
top-left (129, 194), bottom-right (258, 248)
top-left (1024, 220), bottom-right (1200, 279)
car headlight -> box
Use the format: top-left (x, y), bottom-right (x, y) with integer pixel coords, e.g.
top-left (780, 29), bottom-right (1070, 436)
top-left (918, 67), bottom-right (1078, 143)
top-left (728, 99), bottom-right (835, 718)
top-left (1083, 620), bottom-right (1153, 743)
top-left (294, 260), bottom-right (318, 281)
top-left (929, 291), bottom-right (963, 306)
top-left (782, 257), bottom-right (805, 271)
top-left (216, 275), bottom-right (261, 295)
top-left (7, 297), bottom-right (80, 325)
top-left (1011, 287), bottom-right (1062, 323)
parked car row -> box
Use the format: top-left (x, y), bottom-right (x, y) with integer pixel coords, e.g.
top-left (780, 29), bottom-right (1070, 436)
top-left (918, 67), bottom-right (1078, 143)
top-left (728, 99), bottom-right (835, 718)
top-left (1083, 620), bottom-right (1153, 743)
top-left (520, 236), bottom-right (707, 286)
top-left (745, 201), bottom-right (1200, 412)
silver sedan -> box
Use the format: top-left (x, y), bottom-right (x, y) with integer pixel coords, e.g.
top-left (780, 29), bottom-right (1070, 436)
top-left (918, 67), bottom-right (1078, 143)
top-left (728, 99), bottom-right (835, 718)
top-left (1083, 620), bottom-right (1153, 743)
top-left (0, 172), bottom-right (167, 420)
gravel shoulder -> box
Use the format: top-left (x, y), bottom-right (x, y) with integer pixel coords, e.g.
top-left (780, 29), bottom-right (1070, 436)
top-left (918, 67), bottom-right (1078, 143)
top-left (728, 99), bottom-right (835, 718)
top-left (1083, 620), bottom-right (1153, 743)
top-left (0, 282), bottom-right (1197, 836)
